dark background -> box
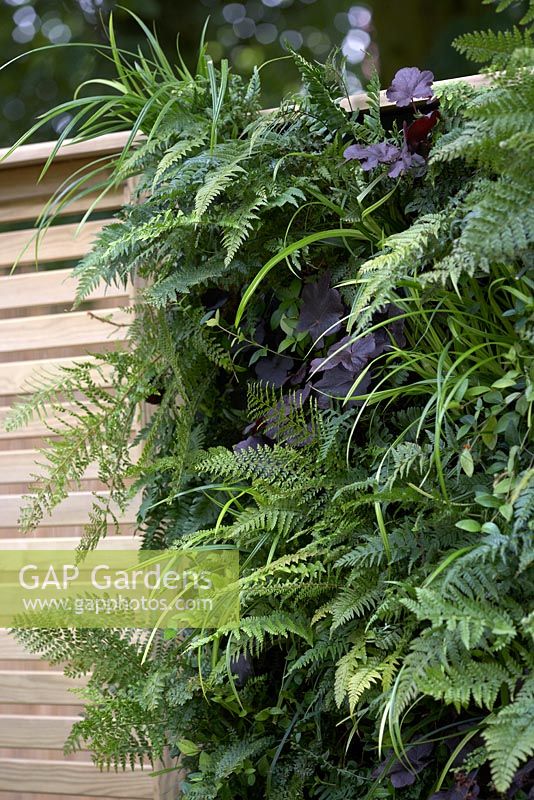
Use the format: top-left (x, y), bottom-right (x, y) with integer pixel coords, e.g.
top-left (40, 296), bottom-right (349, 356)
top-left (0, 0), bottom-right (522, 146)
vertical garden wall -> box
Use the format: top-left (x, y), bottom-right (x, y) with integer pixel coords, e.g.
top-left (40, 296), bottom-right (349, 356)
top-left (3, 2), bottom-right (533, 798)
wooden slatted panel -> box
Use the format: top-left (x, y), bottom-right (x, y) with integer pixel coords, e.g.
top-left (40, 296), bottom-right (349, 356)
top-left (0, 760), bottom-right (153, 799)
top-left (0, 672), bottom-right (85, 705)
top-left (0, 493), bottom-right (139, 527)
top-left (0, 357), bottom-right (113, 397)
top-left (0, 220), bottom-right (113, 269)
top-left (0, 269), bottom-right (130, 312)
top-left (0, 715), bottom-right (76, 748)
top-left (0, 308), bottom-right (129, 355)
top-left (0, 133), bottom-right (175, 800)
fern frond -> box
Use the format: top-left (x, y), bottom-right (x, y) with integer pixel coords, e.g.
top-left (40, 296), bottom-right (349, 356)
top-left (484, 678), bottom-right (534, 791)
top-left (454, 28), bottom-right (531, 66)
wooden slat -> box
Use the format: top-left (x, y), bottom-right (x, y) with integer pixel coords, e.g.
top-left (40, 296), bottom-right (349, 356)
top-left (0, 537), bottom-right (139, 550)
top-left (0, 400), bottom-right (142, 445)
top-left (0, 671), bottom-right (86, 705)
top-left (0, 631), bottom-right (39, 661)
top-left (0, 715), bottom-right (77, 748)
top-left (0, 308), bottom-right (129, 355)
top-left (0, 402), bottom-right (103, 440)
top-left (0, 269), bottom-right (130, 312)
top-left (0, 356), bottom-right (113, 397)
top-left (0, 132), bottom-right (137, 169)
top-left (0, 220), bottom-right (112, 269)
top-left (1, 191), bottom-right (124, 225)
top-left (0, 759), bottom-right (153, 798)
top-left (0, 450), bottom-right (100, 484)
top-left (0, 493), bottom-right (139, 527)
top-left (0, 158), bottom-right (117, 207)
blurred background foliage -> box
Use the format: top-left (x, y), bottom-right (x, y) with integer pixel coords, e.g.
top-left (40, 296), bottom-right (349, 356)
top-left (0, 0), bottom-right (522, 146)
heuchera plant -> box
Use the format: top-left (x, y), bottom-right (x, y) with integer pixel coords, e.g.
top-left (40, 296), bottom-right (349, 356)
top-left (232, 270), bottom-right (405, 448)
top-left (344, 67), bottom-right (440, 177)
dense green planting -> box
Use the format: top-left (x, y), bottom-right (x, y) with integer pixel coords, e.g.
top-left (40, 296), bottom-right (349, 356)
top-left (5, 3), bottom-right (534, 798)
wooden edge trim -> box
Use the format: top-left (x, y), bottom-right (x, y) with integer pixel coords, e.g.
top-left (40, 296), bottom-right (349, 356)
top-left (0, 132), bottom-right (140, 169)
top-left (0, 74), bottom-right (489, 169)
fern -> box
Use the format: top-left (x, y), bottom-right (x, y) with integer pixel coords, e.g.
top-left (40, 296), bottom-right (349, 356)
top-left (484, 678), bottom-right (534, 791)
top-left (461, 177), bottom-right (534, 259)
top-left (194, 145), bottom-right (249, 217)
top-left (454, 27), bottom-right (531, 66)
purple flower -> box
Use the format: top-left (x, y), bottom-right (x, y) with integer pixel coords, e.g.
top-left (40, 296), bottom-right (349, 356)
top-left (344, 142), bottom-right (400, 171)
top-left (386, 67), bottom-right (434, 107)
top-left (255, 355), bottom-right (294, 387)
top-left (296, 273), bottom-right (345, 346)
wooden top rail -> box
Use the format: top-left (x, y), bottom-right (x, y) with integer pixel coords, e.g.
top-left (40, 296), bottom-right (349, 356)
top-left (0, 73), bottom-right (488, 170)
top-left (0, 130), bottom-right (137, 169)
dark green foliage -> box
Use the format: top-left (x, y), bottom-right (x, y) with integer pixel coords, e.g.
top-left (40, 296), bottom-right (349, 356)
top-left (6, 7), bottom-right (534, 800)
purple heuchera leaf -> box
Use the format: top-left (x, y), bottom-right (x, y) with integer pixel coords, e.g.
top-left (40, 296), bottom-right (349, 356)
top-left (234, 420), bottom-right (271, 452)
top-left (314, 365), bottom-right (371, 404)
top-left (233, 434), bottom-right (265, 452)
top-left (310, 332), bottom-right (384, 407)
top-left (373, 304), bottom-right (406, 349)
top-left (296, 273), bottom-right (344, 346)
top-left (230, 652), bottom-right (254, 687)
top-left (344, 137), bottom-right (428, 179)
top-left (508, 758), bottom-right (534, 798)
top-left (310, 334), bottom-right (378, 374)
top-left (344, 142), bottom-right (400, 171)
top-left (255, 355), bottom-right (294, 387)
top-left (387, 145), bottom-right (426, 178)
top-left (386, 67), bottom-right (434, 107)
top-left (373, 743), bottom-right (434, 789)
top-left (289, 362), bottom-right (308, 386)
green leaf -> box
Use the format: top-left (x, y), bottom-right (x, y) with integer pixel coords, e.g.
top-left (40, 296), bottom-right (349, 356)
top-left (455, 519), bottom-right (481, 532)
top-left (177, 738), bottom-right (200, 756)
top-left (460, 447), bottom-right (475, 477)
